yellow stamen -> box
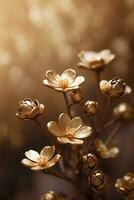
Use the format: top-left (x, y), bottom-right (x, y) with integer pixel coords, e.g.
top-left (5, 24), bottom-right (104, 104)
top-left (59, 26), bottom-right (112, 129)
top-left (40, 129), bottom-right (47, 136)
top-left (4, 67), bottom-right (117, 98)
top-left (59, 79), bottom-right (69, 90)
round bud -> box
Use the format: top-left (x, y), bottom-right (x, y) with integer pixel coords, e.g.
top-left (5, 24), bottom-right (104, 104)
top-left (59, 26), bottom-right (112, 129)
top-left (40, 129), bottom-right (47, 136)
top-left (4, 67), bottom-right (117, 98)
top-left (82, 153), bottom-right (97, 174)
top-left (84, 101), bottom-right (98, 115)
top-left (89, 170), bottom-right (105, 192)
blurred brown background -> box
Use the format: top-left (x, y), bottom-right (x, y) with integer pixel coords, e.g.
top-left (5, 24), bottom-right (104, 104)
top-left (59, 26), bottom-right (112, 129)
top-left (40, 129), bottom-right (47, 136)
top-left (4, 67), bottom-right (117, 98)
top-left (0, 0), bottom-right (134, 199)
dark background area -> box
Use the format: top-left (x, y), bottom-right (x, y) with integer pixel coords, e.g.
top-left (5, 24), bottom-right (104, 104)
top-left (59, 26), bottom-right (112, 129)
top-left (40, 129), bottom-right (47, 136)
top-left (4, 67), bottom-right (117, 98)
top-left (0, 0), bottom-right (134, 199)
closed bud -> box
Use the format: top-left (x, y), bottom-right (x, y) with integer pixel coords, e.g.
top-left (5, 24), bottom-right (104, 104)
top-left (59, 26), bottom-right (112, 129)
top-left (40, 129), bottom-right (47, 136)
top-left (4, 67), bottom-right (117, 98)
top-left (89, 170), bottom-right (105, 192)
top-left (84, 100), bottom-right (98, 115)
top-left (82, 153), bottom-right (97, 174)
top-left (115, 173), bottom-right (134, 197)
top-left (69, 89), bottom-right (82, 103)
top-left (100, 77), bottom-right (130, 97)
top-left (16, 98), bottom-right (44, 120)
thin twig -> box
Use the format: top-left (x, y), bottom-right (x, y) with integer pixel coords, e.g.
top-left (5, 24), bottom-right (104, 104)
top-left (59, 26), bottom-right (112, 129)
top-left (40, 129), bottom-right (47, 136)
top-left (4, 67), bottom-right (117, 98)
top-left (105, 122), bottom-right (122, 146)
top-left (63, 92), bottom-right (72, 117)
top-left (46, 170), bottom-right (74, 183)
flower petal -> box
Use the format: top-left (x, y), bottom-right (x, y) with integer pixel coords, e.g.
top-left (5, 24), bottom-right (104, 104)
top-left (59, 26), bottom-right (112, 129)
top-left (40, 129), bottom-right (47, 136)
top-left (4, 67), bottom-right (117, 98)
top-left (70, 117), bottom-right (82, 131)
top-left (47, 121), bottom-right (63, 136)
top-left (59, 113), bottom-right (71, 131)
top-left (46, 70), bottom-right (60, 84)
top-left (70, 76), bottom-right (85, 87)
top-left (40, 146), bottom-right (55, 161)
top-left (68, 138), bottom-right (83, 144)
top-left (21, 158), bottom-right (37, 167)
top-left (74, 126), bottom-right (92, 139)
top-left (43, 79), bottom-right (57, 88)
top-left (47, 121), bottom-right (64, 136)
top-left (108, 147), bottom-right (119, 158)
top-left (31, 166), bottom-right (42, 171)
top-left (25, 150), bottom-right (40, 162)
top-left (45, 154), bottom-right (61, 169)
top-left (61, 69), bottom-right (76, 84)
top-left (57, 137), bottom-right (70, 144)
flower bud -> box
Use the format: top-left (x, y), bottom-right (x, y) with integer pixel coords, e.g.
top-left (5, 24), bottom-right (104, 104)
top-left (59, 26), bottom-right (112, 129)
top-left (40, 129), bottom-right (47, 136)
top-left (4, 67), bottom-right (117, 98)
top-left (16, 98), bottom-right (44, 120)
top-left (69, 89), bottom-right (82, 103)
top-left (89, 170), bottom-right (105, 192)
top-left (82, 153), bottom-right (97, 174)
top-left (84, 100), bottom-right (98, 115)
top-left (113, 103), bottom-right (134, 121)
top-left (115, 173), bottom-right (134, 199)
top-left (100, 77), bottom-right (130, 97)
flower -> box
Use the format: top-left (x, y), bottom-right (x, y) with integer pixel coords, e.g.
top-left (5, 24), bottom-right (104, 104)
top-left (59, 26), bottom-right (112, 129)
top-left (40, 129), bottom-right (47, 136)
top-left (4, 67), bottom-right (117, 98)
top-left (84, 100), bottom-right (99, 115)
top-left (43, 69), bottom-right (85, 92)
top-left (41, 191), bottom-right (65, 200)
top-left (113, 103), bottom-right (134, 121)
top-left (21, 146), bottom-right (61, 170)
top-left (100, 77), bottom-right (131, 97)
top-left (115, 173), bottom-right (134, 200)
top-left (89, 170), bottom-right (105, 193)
top-left (82, 153), bottom-right (97, 174)
top-left (47, 113), bottom-right (92, 144)
top-left (94, 139), bottom-right (119, 159)
top-left (16, 98), bottom-right (44, 120)
top-left (78, 49), bottom-right (115, 71)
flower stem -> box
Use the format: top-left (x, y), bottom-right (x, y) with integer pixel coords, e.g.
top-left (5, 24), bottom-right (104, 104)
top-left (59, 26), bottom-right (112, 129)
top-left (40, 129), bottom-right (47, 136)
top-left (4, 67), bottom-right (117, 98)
top-left (63, 92), bottom-right (72, 117)
top-left (99, 97), bottom-right (112, 129)
top-left (105, 123), bottom-right (122, 146)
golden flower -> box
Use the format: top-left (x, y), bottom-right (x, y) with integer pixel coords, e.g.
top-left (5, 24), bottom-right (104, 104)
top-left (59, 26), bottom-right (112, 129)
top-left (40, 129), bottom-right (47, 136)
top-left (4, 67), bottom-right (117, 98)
top-left (21, 146), bottom-right (61, 170)
top-left (115, 173), bottom-right (134, 199)
top-left (78, 49), bottom-right (115, 71)
top-left (84, 100), bottom-right (98, 115)
top-left (89, 170), bottom-right (105, 193)
top-left (82, 153), bottom-right (97, 174)
top-left (43, 69), bottom-right (85, 92)
top-left (113, 103), bottom-right (134, 121)
top-left (47, 113), bottom-right (92, 144)
top-left (94, 139), bottom-right (119, 159)
top-left (41, 191), bottom-right (65, 200)
top-left (16, 98), bottom-right (44, 120)
top-left (69, 89), bottom-right (82, 103)
top-left (100, 77), bottom-right (131, 97)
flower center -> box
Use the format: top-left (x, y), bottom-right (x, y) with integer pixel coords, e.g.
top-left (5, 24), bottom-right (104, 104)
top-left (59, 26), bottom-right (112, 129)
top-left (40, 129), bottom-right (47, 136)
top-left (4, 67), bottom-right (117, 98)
top-left (59, 79), bottom-right (69, 90)
top-left (65, 128), bottom-right (75, 139)
top-left (37, 157), bottom-right (47, 167)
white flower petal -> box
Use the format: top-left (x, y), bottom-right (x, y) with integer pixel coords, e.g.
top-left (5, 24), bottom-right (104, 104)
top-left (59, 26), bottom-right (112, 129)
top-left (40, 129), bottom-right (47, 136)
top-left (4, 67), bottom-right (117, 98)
top-left (46, 70), bottom-right (60, 84)
top-left (43, 79), bottom-right (57, 88)
top-left (21, 158), bottom-right (37, 167)
top-left (25, 150), bottom-right (40, 162)
top-left (59, 113), bottom-right (71, 131)
top-left (47, 121), bottom-right (63, 136)
top-left (70, 76), bottom-right (85, 87)
top-left (57, 137), bottom-right (69, 144)
top-left (61, 69), bottom-right (76, 84)
top-left (40, 146), bottom-right (55, 161)
top-left (109, 147), bottom-right (119, 158)
top-left (68, 138), bottom-right (83, 144)
top-left (70, 117), bottom-right (82, 130)
top-left (45, 154), bottom-right (61, 169)
top-left (31, 166), bottom-right (42, 171)
top-left (74, 126), bottom-right (92, 139)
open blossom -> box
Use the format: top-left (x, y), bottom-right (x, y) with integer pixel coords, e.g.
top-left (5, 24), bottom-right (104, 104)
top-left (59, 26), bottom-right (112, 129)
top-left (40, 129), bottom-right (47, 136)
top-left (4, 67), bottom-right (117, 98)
top-left (78, 49), bottom-right (115, 71)
top-left (94, 139), bottom-right (119, 159)
top-left (16, 98), bottom-right (44, 120)
top-left (21, 146), bottom-right (61, 170)
top-left (100, 77), bottom-right (131, 97)
top-left (47, 113), bottom-right (92, 144)
top-left (43, 69), bottom-right (85, 92)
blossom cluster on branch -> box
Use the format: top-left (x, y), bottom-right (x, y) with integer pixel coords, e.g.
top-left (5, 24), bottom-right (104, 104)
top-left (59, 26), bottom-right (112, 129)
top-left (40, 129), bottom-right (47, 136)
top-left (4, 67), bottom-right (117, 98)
top-left (16, 49), bottom-right (134, 200)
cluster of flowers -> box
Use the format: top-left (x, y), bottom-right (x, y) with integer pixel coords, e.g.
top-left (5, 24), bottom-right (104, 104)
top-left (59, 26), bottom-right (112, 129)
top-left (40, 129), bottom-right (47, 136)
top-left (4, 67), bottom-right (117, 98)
top-left (16, 49), bottom-right (134, 200)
